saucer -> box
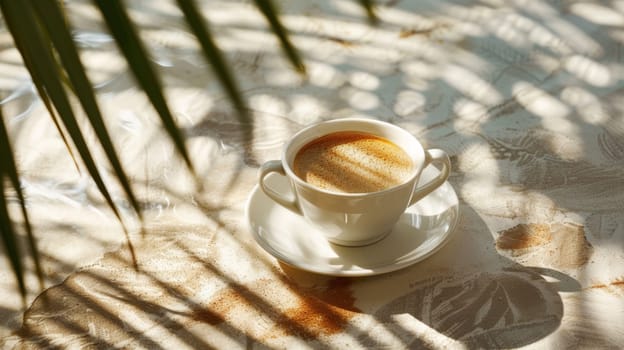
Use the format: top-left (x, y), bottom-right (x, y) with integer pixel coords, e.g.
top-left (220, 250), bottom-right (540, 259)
top-left (245, 166), bottom-right (460, 276)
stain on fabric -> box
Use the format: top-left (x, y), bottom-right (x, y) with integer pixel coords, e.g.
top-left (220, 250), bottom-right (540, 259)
top-left (496, 223), bottom-right (593, 269)
top-left (496, 224), bottom-right (552, 250)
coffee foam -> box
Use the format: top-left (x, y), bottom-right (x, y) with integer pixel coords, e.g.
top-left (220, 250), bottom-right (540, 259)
top-left (293, 132), bottom-right (413, 193)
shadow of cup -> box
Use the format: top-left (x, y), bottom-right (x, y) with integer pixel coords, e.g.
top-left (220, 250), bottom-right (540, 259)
top-left (367, 205), bottom-right (577, 348)
top-left (280, 204), bottom-right (575, 349)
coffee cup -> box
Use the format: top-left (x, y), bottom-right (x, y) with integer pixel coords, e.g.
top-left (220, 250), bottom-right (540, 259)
top-left (258, 118), bottom-right (451, 247)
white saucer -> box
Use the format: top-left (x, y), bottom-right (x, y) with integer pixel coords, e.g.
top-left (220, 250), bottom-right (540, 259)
top-left (245, 166), bottom-right (460, 276)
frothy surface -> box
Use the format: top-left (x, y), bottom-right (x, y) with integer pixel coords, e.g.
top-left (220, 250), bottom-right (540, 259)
top-left (293, 132), bottom-right (413, 193)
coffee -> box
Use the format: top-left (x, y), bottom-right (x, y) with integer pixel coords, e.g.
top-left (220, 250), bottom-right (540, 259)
top-left (293, 131), bottom-right (413, 193)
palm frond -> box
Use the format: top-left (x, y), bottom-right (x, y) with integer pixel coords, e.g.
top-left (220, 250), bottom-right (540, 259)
top-left (31, 0), bottom-right (144, 222)
top-left (0, 114), bottom-right (43, 294)
top-left (1, 1), bottom-right (127, 224)
top-left (358, 0), bottom-right (378, 25)
top-left (94, 0), bottom-right (196, 178)
top-left (176, 0), bottom-right (248, 121)
top-left (0, 106), bottom-right (29, 305)
top-left (253, 0), bottom-right (306, 74)
top-left (1, 0), bottom-right (134, 245)
top-left (0, 7), bottom-right (81, 174)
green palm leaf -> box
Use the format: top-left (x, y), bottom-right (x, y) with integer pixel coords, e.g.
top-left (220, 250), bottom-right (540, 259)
top-left (176, 0), bottom-right (248, 120)
top-left (0, 107), bottom-right (29, 305)
top-left (358, 0), bottom-right (378, 24)
top-left (1, 0), bottom-right (137, 272)
top-left (31, 0), bottom-right (144, 222)
top-left (1, 9), bottom-right (81, 174)
top-left (94, 0), bottom-right (196, 177)
top-left (253, 0), bottom-right (306, 74)
top-left (0, 111), bottom-right (43, 293)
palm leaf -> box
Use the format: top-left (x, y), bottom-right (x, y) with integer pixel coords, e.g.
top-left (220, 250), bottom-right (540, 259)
top-left (0, 112), bottom-right (44, 294)
top-left (175, 0), bottom-right (253, 148)
top-left (2, 10), bottom-right (81, 174)
top-left (358, 0), bottom-right (378, 24)
top-left (0, 0), bottom-right (133, 241)
top-left (0, 107), bottom-right (28, 304)
top-left (175, 0), bottom-right (248, 119)
top-left (32, 86), bottom-right (82, 173)
top-left (31, 0), bottom-right (144, 221)
top-left (94, 0), bottom-right (196, 177)
top-left (253, 0), bottom-right (306, 74)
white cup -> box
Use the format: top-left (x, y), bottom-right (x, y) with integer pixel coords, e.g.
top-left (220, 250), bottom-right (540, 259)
top-left (258, 118), bottom-right (451, 246)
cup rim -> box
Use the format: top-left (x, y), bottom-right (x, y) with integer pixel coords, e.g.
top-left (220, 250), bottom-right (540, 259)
top-left (281, 118), bottom-right (426, 198)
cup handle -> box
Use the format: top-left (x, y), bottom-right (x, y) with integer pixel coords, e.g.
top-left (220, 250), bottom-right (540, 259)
top-left (408, 148), bottom-right (451, 206)
top-left (258, 160), bottom-right (302, 214)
